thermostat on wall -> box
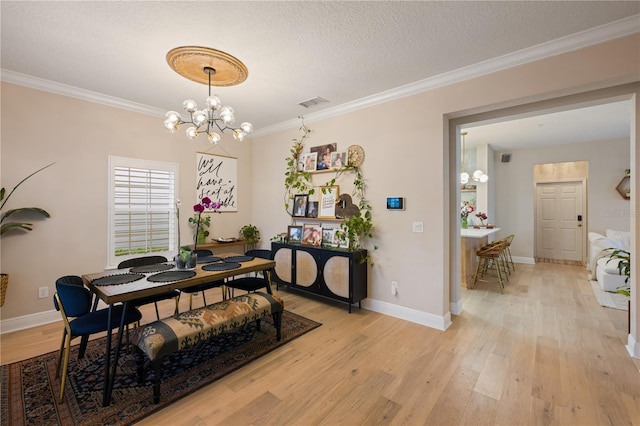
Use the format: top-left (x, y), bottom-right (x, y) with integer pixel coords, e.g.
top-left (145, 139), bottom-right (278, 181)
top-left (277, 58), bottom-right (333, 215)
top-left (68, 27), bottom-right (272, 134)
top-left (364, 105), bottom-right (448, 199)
top-left (386, 197), bottom-right (405, 210)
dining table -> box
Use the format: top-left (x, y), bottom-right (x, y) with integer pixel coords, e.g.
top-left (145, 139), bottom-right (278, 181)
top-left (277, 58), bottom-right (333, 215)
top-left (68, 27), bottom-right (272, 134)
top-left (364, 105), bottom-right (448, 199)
top-left (82, 253), bottom-right (276, 407)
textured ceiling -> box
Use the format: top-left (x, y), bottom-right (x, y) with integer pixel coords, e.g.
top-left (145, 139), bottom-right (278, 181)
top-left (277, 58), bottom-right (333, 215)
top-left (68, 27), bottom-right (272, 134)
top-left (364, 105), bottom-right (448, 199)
top-left (1, 1), bottom-right (638, 146)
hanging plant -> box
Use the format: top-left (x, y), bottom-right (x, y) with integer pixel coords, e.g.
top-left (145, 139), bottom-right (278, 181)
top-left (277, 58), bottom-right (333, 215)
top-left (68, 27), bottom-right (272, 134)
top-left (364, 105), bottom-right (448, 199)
top-left (281, 119), bottom-right (375, 264)
top-left (283, 116), bottom-right (314, 218)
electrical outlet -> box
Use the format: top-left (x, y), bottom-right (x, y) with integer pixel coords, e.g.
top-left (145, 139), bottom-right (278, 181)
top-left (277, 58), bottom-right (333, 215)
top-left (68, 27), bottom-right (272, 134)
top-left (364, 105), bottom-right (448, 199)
top-left (412, 221), bottom-right (424, 233)
top-left (38, 286), bottom-right (49, 299)
top-left (391, 281), bottom-right (398, 295)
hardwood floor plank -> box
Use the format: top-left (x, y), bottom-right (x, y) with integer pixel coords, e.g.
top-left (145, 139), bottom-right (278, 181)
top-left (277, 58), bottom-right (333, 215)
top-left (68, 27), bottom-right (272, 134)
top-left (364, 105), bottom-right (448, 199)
top-left (1, 263), bottom-right (638, 425)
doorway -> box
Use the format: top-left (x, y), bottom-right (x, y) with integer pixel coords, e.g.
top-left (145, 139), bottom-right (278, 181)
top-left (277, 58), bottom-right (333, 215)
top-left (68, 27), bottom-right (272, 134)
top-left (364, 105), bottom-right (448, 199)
top-left (448, 84), bottom-right (635, 319)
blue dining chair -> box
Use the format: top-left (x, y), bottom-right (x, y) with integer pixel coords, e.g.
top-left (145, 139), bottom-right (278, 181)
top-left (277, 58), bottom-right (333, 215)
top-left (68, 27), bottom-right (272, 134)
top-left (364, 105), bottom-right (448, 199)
top-left (53, 275), bottom-right (142, 403)
top-left (179, 249), bottom-right (225, 309)
top-left (118, 256), bottom-right (180, 320)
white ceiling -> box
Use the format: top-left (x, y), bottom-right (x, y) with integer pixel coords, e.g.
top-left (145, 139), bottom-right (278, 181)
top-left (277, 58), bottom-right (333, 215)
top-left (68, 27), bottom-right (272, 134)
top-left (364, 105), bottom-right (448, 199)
top-left (1, 1), bottom-right (638, 146)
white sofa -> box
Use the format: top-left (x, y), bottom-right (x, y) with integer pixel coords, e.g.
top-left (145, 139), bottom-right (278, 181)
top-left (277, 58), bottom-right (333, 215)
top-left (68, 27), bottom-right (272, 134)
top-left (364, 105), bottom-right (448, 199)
top-left (588, 229), bottom-right (630, 291)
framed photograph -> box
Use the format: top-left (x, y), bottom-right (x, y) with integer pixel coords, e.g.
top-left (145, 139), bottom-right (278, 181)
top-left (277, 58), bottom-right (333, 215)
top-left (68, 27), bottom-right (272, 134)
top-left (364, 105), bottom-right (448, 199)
top-left (302, 223), bottom-right (322, 246)
top-left (310, 143), bottom-right (337, 171)
top-left (322, 227), bottom-right (337, 247)
top-left (288, 225), bottom-right (303, 243)
top-left (306, 201), bottom-right (319, 218)
top-left (334, 228), bottom-right (349, 249)
top-left (301, 152), bottom-right (317, 172)
top-left (318, 185), bottom-right (339, 218)
top-left (330, 151), bottom-right (346, 169)
top-left (292, 194), bottom-right (308, 217)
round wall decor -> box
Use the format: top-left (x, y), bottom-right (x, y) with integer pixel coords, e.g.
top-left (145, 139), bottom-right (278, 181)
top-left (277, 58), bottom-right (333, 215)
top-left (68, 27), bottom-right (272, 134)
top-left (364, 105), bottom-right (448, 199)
top-left (347, 145), bottom-right (365, 167)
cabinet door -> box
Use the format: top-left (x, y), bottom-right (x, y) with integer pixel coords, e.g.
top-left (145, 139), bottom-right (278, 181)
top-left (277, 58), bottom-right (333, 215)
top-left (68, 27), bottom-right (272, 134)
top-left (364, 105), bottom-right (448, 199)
top-left (320, 252), bottom-right (350, 300)
top-left (294, 246), bottom-right (321, 289)
top-left (272, 244), bottom-right (293, 285)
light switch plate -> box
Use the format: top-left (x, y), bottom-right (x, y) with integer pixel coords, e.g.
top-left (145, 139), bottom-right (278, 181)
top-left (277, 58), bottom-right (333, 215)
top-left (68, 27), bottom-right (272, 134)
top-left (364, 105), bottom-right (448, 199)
top-left (412, 222), bottom-right (424, 233)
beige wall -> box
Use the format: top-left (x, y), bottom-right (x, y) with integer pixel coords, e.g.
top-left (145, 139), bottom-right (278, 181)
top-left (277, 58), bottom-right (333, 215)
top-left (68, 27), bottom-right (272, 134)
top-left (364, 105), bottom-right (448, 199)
top-left (0, 83), bottom-right (254, 319)
top-left (252, 34), bottom-right (639, 332)
top-left (1, 34), bottom-right (639, 349)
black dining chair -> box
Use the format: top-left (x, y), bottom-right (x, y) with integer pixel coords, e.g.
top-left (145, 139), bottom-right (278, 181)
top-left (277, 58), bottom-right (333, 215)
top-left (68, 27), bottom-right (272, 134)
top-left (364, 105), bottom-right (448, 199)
top-left (53, 275), bottom-right (142, 402)
top-left (118, 256), bottom-right (180, 320)
top-left (179, 249), bottom-right (225, 309)
top-left (225, 249), bottom-right (274, 298)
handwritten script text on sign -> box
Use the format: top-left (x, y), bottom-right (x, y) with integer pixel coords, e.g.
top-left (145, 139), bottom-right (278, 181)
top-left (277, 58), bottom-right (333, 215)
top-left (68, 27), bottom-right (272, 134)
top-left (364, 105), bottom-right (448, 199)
top-left (196, 153), bottom-right (238, 212)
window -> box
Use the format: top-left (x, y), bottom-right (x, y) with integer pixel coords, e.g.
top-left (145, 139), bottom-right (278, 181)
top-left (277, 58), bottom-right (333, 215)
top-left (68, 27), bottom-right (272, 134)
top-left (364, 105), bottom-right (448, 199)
top-left (108, 156), bottom-right (179, 268)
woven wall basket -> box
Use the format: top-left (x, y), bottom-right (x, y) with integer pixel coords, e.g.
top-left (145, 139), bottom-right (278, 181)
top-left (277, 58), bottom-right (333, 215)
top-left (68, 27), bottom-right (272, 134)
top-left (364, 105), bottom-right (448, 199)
top-left (0, 274), bottom-right (8, 307)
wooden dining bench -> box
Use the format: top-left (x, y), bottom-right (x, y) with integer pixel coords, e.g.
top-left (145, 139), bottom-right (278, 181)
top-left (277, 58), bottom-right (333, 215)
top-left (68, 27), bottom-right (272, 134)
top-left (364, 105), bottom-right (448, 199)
top-left (134, 291), bottom-right (284, 403)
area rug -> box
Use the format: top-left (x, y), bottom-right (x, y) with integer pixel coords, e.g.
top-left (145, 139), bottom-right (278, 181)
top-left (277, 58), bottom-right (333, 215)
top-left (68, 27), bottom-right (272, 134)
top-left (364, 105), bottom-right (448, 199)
top-left (589, 280), bottom-right (629, 311)
top-left (1, 310), bottom-right (320, 426)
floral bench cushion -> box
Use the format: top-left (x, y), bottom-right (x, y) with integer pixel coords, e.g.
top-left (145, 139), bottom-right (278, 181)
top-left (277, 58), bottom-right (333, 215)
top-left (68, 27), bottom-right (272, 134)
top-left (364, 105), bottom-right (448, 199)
top-left (135, 291), bottom-right (284, 362)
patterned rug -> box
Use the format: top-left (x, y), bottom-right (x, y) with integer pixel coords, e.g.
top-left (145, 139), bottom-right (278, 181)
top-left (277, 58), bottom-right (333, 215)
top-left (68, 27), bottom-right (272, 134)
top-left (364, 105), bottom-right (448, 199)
top-left (1, 310), bottom-right (320, 425)
top-left (589, 280), bottom-right (629, 311)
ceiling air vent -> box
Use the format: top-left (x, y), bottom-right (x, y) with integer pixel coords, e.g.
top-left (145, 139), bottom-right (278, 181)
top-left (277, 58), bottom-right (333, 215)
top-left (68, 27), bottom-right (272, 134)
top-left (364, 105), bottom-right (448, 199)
top-left (298, 96), bottom-right (329, 108)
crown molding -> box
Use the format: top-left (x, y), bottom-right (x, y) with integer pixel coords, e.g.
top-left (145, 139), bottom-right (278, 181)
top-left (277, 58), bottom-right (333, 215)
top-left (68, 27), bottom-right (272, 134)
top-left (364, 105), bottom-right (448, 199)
top-left (253, 14), bottom-right (640, 137)
top-left (0, 69), bottom-right (165, 117)
top-left (2, 14), bottom-right (637, 137)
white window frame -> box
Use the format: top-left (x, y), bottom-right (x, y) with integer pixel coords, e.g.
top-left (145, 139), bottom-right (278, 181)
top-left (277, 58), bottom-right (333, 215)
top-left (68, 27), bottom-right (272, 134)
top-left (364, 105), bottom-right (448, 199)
top-left (108, 156), bottom-right (179, 269)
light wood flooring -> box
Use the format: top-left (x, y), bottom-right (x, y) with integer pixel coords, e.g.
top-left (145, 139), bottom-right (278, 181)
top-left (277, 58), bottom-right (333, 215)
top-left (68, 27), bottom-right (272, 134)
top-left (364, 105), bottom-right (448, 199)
top-left (2, 262), bottom-right (639, 425)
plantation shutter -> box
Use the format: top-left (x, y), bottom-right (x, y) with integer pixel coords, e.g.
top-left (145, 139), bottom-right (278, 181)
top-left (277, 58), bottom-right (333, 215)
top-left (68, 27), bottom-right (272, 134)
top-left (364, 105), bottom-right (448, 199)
top-left (108, 157), bottom-right (178, 267)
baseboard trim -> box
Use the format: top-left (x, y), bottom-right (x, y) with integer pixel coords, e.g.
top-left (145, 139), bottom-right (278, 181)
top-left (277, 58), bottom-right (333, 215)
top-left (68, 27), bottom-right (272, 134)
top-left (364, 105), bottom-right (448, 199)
top-left (627, 334), bottom-right (640, 360)
top-left (513, 256), bottom-right (535, 265)
top-left (0, 309), bottom-right (60, 335)
top-left (450, 299), bottom-right (464, 316)
top-left (362, 298), bottom-right (452, 331)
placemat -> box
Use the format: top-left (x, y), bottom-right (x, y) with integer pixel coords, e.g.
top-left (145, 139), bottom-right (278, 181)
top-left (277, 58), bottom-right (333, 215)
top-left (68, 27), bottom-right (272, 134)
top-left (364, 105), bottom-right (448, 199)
top-left (147, 270), bottom-right (196, 282)
top-left (197, 256), bottom-right (222, 264)
top-left (129, 263), bottom-right (174, 273)
top-left (202, 262), bottom-right (241, 272)
top-left (91, 273), bottom-right (146, 286)
top-left (223, 255), bottom-right (254, 263)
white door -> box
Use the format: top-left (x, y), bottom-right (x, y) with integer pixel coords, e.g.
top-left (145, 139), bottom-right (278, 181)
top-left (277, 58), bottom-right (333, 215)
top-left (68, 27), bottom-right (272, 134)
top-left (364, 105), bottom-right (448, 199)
top-left (535, 181), bottom-right (584, 262)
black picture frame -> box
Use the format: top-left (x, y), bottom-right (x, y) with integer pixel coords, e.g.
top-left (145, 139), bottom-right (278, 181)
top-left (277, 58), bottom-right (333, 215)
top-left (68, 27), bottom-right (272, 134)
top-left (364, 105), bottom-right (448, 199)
top-left (306, 201), bottom-right (319, 218)
top-left (292, 194), bottom-right (308, 217)
top-left (288, 225), bottom-right (303, 243)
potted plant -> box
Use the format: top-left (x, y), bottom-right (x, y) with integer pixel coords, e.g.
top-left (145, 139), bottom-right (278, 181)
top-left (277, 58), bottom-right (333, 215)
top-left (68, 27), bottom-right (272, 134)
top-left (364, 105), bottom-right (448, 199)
top-left (239, 224), bottom-right (261, 249)
top-left (605, 248), bottom-right (631, 296)
top-left (0, 162), bottom-right (55, 306)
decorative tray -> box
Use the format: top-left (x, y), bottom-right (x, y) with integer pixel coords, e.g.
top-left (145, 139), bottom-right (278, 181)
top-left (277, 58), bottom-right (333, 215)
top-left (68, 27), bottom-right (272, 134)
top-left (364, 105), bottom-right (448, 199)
top-left (215, 237), bottom-right (239, 243)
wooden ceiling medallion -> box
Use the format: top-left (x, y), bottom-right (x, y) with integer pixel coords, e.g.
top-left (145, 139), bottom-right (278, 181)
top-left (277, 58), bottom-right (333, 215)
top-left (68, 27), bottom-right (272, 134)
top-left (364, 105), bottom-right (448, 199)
top-left (166, 46), bottom-right (248, 86)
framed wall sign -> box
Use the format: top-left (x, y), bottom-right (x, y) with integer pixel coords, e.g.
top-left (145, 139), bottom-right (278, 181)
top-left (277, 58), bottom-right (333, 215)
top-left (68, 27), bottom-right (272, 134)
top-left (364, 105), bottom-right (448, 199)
top-left (318, 185), bottom-right (339, 218)
top-left (196, 152), bottom-right (238, 212)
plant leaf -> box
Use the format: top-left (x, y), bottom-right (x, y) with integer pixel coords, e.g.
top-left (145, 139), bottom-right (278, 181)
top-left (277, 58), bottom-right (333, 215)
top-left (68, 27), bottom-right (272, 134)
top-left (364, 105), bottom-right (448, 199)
top-left (1, 207), bottom-right (51, 223)
top-left (0, 222), bottom-right (35, 235)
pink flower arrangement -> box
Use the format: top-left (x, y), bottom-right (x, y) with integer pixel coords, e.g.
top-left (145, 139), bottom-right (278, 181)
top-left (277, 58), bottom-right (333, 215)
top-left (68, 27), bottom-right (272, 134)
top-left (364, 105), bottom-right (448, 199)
top-left (475, 211), bottom-right (487, 225)
top-left (193, 197), bottom-right (221, 251)
top-left (460, 201), bottom-right (474, 218)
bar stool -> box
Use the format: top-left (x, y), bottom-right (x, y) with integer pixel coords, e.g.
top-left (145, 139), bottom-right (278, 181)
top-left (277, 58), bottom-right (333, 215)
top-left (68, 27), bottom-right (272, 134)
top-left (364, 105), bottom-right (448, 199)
top-left (502, 234), bottom-right (515, 272)
top-left (472, 239), bottom-right (508, 293)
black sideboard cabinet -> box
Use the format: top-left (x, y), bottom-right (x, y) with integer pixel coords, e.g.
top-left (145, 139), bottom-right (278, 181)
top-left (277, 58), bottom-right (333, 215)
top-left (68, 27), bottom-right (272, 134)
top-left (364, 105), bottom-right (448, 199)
top-left (271, 242), bottom-right (367, 312)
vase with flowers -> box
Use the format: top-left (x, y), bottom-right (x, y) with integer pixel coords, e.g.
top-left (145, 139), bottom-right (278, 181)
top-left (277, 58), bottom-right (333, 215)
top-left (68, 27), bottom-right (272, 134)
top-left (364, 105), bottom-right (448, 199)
top-left (192, 197), bottom-right (221, 251)
top-left (460, 201), bottom-right (474, 229)
top-left (175, 197), bottom-right (221, 269)
top-left (475, 211), bottom-right (488, 227)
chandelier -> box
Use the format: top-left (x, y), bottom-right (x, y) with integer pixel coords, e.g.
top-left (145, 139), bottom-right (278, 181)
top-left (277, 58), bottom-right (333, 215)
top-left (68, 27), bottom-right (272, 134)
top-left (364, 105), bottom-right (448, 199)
top-left (460, 131), bottom-right (489, 184)
top-left (163, 46), bottom-right (253, 144)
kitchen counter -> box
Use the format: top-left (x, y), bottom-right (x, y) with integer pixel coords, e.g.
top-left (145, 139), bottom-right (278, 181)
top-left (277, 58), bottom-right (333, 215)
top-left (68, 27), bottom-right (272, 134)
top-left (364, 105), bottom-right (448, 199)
top-left (461, 227), bottom-right (501, 288)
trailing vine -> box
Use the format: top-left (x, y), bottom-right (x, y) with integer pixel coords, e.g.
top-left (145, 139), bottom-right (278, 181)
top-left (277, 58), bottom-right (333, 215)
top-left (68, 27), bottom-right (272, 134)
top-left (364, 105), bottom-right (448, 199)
top-left (282, 117), bottom-right (375, 262)
top-left (284, 117), bottom-right (314, 216)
